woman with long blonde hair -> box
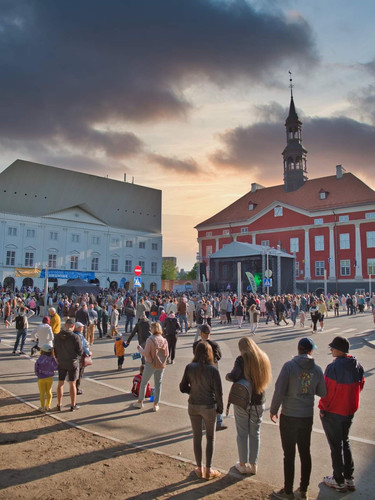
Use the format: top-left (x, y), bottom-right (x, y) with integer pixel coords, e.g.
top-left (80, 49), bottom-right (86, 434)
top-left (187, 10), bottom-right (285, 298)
top-left (226, 337), bottom-right (272, 475)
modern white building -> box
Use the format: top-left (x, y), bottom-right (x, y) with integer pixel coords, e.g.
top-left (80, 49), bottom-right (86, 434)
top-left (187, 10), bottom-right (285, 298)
top-left (0, 159), bottom-right (162, 291)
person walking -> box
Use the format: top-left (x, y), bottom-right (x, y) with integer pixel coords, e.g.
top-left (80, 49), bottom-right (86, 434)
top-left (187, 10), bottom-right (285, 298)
top-left (124, 299), bottom-right (136, 333)
top-left (319, 336), bottom-right (365, 493)
top-left (180, 341), bottom-right (223, 480)
top-left (226, 337), bottom-right (272, 475)
top-left (54, 318), bottom-right (83, 411)
top-left (132, 322), bottom-right (168, 412)
top-left (177, 297), bottom-right (188, 333)
top-left (270, 338), bottom-right (326, 500)
top-left (12, 306), bottom-right (35, 355)
top-left (126, 313), bottom-right (151, 364)
top-left (163, 312), bottom-right (181, 364)
top-left (249, 304), bottom-right (260, 335)
top-left (309, 299), bottom-right (320, 333)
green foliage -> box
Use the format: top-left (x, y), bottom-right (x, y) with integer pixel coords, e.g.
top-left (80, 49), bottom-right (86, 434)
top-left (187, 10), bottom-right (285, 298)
top-left (185, 262), bottom-right (198, 280)
top-left (162, 260), bottom-right (178, 280)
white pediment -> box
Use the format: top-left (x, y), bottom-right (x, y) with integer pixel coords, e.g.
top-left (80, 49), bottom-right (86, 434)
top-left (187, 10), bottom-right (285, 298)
top-left (44, 206), bottom-right (106, 226)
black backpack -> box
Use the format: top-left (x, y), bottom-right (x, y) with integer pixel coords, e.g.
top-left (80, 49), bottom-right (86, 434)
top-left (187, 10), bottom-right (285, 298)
top-left (226, 378), bottom-right (252, 416)
top-left (15, 315), bottom-right (25, 330)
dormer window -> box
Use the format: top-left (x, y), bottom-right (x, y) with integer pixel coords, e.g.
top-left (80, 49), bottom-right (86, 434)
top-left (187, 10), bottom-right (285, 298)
top-left (319, 189), bottom-right (328, 200)
top-left (248, 201), bottom-right (257, 211)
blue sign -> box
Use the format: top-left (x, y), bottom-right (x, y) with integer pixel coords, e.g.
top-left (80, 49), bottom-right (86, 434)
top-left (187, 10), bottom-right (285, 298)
top-left (263, 278), bottom-right (272, 287)
top-left (119, 277), bottom-right (126, 288)
top-left (40, 269), bottom-right (95, 280)
top-left (134, 276), bottom-right (142, 288)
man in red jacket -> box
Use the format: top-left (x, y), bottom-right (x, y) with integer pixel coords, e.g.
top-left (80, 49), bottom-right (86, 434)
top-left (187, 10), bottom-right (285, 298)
top-left (319, 336), bottom-right (365, 493)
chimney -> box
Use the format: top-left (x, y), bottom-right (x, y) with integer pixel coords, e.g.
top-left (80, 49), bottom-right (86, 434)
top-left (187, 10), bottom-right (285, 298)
top-left (251, 182), bottom-right (265, 193)
top-left (124, 173), bottom-right (127, 182)
top-left (336, 164), bottom-right (345, 179)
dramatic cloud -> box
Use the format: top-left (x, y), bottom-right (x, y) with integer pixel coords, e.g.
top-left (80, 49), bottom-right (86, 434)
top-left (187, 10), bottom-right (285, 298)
top-left (210, 104), bottom-right (375, 182)
top-left (148, 153), bottom-right (201, 174)
top-left (0, 0), bottom-right (317, 159)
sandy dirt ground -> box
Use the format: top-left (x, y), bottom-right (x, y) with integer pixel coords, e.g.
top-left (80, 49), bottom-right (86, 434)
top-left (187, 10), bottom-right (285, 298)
top-left (0, 388), bottom-right (274, 499)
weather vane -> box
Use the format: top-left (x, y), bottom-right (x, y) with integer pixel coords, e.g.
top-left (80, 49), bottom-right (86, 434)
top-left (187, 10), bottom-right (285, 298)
top-left (289, 70), bottom-right (294, 98)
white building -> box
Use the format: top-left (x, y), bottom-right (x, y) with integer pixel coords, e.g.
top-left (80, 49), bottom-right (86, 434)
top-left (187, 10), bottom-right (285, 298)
top-left (0, 160), bottom-right (162, 291)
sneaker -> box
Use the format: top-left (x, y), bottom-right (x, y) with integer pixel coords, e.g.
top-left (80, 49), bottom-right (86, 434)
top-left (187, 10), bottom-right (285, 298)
top-left (70, 404), bottom-right (80, 411)
top-left (12, 351), bottom-right (16, 355)
top-left (55, 405), bottom-right (61, 412)
top-left (323, 475), bottom-right (347, 492)
top-left (77, 389), bottom-right (83, 395)
top-left (38, 406), bottom-right (45, 412)
top-left (345, 478), bottom-right (355, 491)
top-left (234, 462), bottom-right (248, 474)
top-left (152, 405), bottom-right (160, 412)
top-left (117, 366), bottom-right (123, 370)
top-left (247, 463), bottom-right (257, 475)
top-left (20, 351), bottom-right (26, 355)
top-left (298, 489), bottom-right (308, 500)
top-left (272, 489), bottom-right (295, 499)
top-left (216, 425), bottom-right (228, 431)
top-left (133, 401), bottom-right (143, 409)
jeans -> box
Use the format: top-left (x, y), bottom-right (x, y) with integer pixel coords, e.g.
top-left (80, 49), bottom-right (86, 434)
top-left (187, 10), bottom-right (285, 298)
top-left (125, 316), bottom-right (134, 333)
top-left (291, 311), bottom-right (297, 326)
top-left (138, 362), bottom-right (164, 404)
top-left (194, 325), bottom-right (202, 342)
top-left (280, 414), bottom-right (313, 494)
top-left (178, 314), bottom-right (188, 333)
top-left (266, 311), bottom-right (277, 324)
top-left (188, 403), bottom-right (217, 469)
top-left (14, 328), bottom-right (27, 352)
top-left (166, 335), bottom-right (177, 361)
top-left (320, 412), bottom-right (354, 484)
top-left (234, 403), bottom-right (264, 464)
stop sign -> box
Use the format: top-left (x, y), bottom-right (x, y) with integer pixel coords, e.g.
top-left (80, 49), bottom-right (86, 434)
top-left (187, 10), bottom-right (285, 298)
top-left (134, 265), bottom-right (142, 276)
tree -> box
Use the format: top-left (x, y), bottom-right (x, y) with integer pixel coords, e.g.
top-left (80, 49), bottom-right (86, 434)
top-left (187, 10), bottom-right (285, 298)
top-left (185, 262), bottom-right (198, 280)
top-left (161, 260), bottom-right (178, 280)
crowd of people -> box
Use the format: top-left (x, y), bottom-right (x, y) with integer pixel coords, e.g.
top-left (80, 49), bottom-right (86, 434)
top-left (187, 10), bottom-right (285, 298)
top-left (1, 286), bottom-right (371, 497)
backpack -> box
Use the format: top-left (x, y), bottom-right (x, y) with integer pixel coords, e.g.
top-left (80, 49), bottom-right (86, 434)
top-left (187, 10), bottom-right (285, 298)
top-left (15, 315), bottom-right (25, 330)
top-left (131, 374), bottom-right (151, 398)
top-left (150, 336), bottom-right (167, 369)
top-left (226, 378), bottom-right (252, 416)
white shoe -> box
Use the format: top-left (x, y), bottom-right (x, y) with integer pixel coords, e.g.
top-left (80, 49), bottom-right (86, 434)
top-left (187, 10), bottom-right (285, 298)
top-left (152, 405), bottom-right (160, 412)
top-left (247, 463), bottom-right (257, 475)
top-left (234, 462), bottom-right (247, 474)
top-left (133, 401), bottom-right (143, 409)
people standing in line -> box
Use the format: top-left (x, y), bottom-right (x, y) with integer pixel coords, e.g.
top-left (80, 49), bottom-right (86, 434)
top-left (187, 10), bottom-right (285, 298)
top-left (193, 324), bottom-right (227, 431)
top-left (205, 300), bottom-right (213, 327)
top-left (54, 318), bottom-right (83, 411)
top-left (333, 295), bottom-right (340, 317)
top-left (12, 306), bottom-right (35, 355)
top-left (75, 303), bottom-right (90, 337)
top-left (180, 341), bottom-right (223, 480)
top-left (319, 336), bottom-right (365, 493)
top-left (249, 304), bottom-right (260, 335)
top-left (34, 344), bottom-right (58, 411)
top-left (132, 322), bottom-right (169, 412)
top-left (226, 337), bottom-right (272, 475)
top-left (226, 298), bottom-right (233, 324)
top-left (270, 338), bottom-right (326, 500)
top-left (49, 307), bottom-right (61, 335)
top-left (93, 301), bottom-right (103, 339)
top-left (187, 297), bottom-right (196, 329)
top-left (73, 322), bottom-right (91, 395)
top-left (163, 312), bottom-right (181, 365)
top-left (219, 296), bottom-right (228, 324)
top-left (309, 299), bottom-right (320, 333)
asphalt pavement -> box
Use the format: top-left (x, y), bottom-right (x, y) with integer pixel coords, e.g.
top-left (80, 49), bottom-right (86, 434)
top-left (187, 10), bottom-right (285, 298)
top-left (1, 310), bottom-right (374, 499)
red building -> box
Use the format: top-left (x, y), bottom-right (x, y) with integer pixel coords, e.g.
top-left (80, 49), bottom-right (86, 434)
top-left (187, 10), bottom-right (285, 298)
top-left (196, 93), bottom-right (375, 294)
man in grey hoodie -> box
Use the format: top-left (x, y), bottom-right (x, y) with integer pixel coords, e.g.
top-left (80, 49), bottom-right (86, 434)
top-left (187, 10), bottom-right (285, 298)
top-left (270, 338), bottom-right (326, 500)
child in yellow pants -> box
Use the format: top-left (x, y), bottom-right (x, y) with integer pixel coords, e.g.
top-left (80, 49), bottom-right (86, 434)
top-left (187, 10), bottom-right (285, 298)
top-left (35, 344), bottom-right (58, 411)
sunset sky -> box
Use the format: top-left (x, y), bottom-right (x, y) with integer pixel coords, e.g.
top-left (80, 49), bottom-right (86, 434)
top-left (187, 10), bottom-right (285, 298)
top-left (1, 0), bottom-right (374, 270)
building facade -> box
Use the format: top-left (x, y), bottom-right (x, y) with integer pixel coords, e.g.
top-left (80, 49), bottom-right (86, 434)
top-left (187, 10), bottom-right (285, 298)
top-left (0, 160), bottom-right (162, 291)
top-left (196, 94), bottom-right (375, 295)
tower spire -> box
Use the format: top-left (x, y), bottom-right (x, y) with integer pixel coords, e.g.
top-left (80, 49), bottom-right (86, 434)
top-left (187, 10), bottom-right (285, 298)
top-left (282, 74), bottom-right (308, 192)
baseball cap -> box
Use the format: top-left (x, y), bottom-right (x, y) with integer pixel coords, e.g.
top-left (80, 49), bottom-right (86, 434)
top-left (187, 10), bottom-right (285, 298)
top-left (41, 344), bottom-right (52, 353)
top-left (329, 336), bottom-right (349, 353)
top-left (298, 337), bottom-right (316, 352)
top-left (74, 322), bottom-right (84, 328)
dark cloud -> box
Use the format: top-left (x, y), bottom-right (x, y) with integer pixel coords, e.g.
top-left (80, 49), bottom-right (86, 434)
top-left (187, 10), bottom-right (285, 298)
top-left (148, 153), bottom-right (201, 174)
top-left (0, 0), bottom-right (317, 159)
top-left (210, 104), bottom-right (375, 182)
top-left (349, 85), bottom-right (375, 125)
